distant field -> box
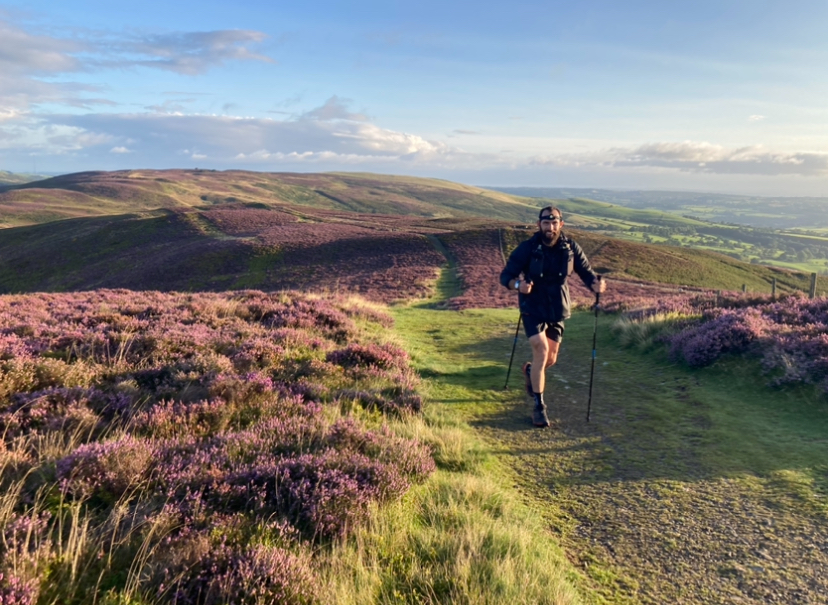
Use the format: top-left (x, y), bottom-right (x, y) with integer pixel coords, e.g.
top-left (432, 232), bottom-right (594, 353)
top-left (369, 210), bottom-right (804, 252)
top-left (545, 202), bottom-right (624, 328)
top-left (500, 193), bottom-right (828, 277)
top-left (0, 170), bottom-right (50, 188)
top-left (492, 186), bottom-right (828, 230)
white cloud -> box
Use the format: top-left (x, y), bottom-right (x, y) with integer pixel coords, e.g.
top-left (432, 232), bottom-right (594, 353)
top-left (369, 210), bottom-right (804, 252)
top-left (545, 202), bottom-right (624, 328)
top-left (145, 99), bottom-right (196, 114)
top-left (110, 146), bottom-right (131, 153)
top-left (105, 29), bottom-right (275, 75)
top-left (531, 141), bottom-right (828, 177)
top-left (299, 96), bottom-right (368, 122)
top-left (0, 108), bottom-right (22, 122)
top-left (0, 17), bottom-right (274, 117)
top-left (0, 21), bottom-right (83, 74)
top-left (24, 97), bottom-right (455, 164)
top-left (748, 115), bottom-right (766, 121)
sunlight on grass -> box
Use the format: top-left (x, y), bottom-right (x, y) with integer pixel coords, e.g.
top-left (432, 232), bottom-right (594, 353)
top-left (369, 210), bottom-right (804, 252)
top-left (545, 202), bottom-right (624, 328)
top-left (322, 471), bottom-right (581, 605)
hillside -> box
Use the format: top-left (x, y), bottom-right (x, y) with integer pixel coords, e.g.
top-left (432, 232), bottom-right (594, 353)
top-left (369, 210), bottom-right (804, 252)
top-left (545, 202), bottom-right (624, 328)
top-left (0, 200), bottom-right (815, 301)
top-left (0, 169), bottom-right (537, 228)
top-left (0, 170), bottom-right (49, 188)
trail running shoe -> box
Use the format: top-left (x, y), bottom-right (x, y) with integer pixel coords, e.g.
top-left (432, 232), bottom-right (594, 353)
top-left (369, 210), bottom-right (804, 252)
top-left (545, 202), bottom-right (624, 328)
top-left (522, 362), bottom-right (533, 396)
top-left (532, 403), bottom-right (550, 428)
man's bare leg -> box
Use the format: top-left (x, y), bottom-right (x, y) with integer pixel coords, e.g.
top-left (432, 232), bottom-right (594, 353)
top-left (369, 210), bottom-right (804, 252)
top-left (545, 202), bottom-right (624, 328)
top-left (529, 335), bottom-right (560, 391)
top-left (528, 334), bottom-right (549, 393)
top-left (545, 338), bottom-right (560, 369)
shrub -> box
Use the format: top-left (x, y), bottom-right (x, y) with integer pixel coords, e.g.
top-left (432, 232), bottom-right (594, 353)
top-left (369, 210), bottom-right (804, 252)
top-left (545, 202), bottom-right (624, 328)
top-left (166, 541), bottom-right (317, 605)
top-left (0, 571), bottom-right (38, 605)
top-left (669, 309), bottom-right (770, 367)
top-left (666, 296), bottom-right (828, 393)
top-left (56, 435), bottom-right (155, 501)
top-left (326, 343), bottom-right (408, 372)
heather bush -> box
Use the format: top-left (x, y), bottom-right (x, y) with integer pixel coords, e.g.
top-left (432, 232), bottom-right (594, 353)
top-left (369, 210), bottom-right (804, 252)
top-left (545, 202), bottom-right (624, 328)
top-left (0, 571), bottom-right (38, 605)
top-left (669, 308), bottom-right (770, 367)
top-left (0, 289), bottom-right (436, 601)
top-left (269, 451), bottom-right (404, 538)
top-left (130, 399), bottom-right (233, 439)
top-left (1, 387), bottom-right (131, 439)
top-left (326, 343), bottom-right (409, 373)
top-left (665, 295), bottom-right (828, 393)
top-left (165, 541), bottom-right (317, 605)
top-left (57, 435), bottom-right (155, 502)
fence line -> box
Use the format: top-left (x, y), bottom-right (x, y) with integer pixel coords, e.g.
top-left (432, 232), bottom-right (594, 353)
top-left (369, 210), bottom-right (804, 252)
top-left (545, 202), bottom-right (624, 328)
top-left (610, 272), bottom-right (821, 299)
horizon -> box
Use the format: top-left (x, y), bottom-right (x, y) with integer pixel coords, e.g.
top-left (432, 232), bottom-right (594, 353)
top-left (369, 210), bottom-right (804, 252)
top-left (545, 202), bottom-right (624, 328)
top-left (6, 167), bottom-right (828, 201)
top-left (2, 0), bottom-right (828, 198)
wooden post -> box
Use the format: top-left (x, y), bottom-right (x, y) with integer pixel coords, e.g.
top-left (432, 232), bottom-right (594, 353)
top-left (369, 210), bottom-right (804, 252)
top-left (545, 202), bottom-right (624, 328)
top-left (742, 284), bottom-right (747, 293)
top-left (771, 278), bottom-right (776, 299)
top-left (810, 273), bottom-right (818, 299)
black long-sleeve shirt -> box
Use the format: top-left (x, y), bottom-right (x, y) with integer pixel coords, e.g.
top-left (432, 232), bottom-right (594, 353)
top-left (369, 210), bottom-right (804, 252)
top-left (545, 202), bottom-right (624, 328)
top-left (499, 231), bottom-right (598, 322)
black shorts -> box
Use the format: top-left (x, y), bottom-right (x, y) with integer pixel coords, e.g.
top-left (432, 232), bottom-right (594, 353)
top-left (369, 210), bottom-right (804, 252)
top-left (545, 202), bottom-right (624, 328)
top-left (523, 315), bottom-right (565, 342)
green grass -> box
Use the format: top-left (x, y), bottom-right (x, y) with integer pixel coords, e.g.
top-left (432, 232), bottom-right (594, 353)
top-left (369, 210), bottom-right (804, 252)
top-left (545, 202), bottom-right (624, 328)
top-left (381, 302), bottom-right (828, 604)
top-left (312, 304), bottom-right (588, 605)
top-left (555, 198), bottom-right (707, 229)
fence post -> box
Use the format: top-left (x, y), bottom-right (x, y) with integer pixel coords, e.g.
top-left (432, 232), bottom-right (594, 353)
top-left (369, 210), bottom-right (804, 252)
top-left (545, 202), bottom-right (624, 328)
top-left (742, 284), bottom-right (747, 293)
top-left (771, 277), bottom-right (776, 299)
top-left (810, 273), bottom-right (818, 299)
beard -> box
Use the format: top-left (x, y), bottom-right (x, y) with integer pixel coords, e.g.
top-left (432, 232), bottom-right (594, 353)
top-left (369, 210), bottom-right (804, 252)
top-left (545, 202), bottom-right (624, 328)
top-left (541, 229), bottom-right (557, 244)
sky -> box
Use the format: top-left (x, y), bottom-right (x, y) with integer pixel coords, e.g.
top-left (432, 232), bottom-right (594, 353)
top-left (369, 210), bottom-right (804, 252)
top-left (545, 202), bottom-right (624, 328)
top-left (1, 0), bottom-right (828, 196)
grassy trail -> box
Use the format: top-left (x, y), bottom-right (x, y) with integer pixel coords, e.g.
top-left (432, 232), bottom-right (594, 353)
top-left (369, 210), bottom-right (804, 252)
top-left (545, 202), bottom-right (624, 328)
top-left (391, 304), bottom-right (828, 605)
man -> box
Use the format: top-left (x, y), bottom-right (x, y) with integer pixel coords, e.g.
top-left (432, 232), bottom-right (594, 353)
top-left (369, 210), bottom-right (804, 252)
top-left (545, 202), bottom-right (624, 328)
top-left (500, 206), bottom-right (606, 427)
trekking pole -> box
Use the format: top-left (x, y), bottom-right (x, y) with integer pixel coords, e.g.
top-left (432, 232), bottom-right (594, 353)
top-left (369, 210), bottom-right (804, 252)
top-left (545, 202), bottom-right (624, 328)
top-left (586, 290), bottom-right (601, 422)
top-left (503, 313), bottom-right (523, 390)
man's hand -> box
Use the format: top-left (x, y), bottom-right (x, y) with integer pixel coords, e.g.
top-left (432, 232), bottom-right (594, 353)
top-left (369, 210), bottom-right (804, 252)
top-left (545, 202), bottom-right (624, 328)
top-left (591, 276), bottom-right (606, 294)
top-left (519, 280), bottom-right (533, 294)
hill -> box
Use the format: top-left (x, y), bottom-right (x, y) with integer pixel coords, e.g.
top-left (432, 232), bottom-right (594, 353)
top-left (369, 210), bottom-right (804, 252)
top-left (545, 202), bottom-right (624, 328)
top-left (0, 200), bottom-right (815, 302)
top-left (5, 168), bottom-right (826, 276)
top-left (0, 169), bottom-right (538, 228)
top-left (0, 170), bottom-right (50, 188)
top-left (0, 169), bottom-right (819, 301)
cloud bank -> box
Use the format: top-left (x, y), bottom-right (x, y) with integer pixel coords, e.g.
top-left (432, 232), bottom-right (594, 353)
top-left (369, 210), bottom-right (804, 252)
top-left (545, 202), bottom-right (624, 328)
top-left (0, 17), bottom-right (273, 115)
top-left (6, 101), bottom-right (828, 182)
top-left (1, 17), bottom-right (826, 195)
top-left (530, 141), bottom-right (828, 178)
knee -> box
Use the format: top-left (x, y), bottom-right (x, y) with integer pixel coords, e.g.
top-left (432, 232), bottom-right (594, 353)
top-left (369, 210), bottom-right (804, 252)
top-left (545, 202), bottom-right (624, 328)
top-left (545, 352), bottom-right (558, 368)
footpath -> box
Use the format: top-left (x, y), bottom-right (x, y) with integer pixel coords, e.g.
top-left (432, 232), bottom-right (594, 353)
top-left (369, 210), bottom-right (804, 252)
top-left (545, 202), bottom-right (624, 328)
top-left (394, 304), bottom-right (828, 605)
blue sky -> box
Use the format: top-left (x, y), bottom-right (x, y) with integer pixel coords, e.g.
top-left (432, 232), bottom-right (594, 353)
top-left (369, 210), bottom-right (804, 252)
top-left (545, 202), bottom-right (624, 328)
top-left (2, 0), bottom-right (827, 195)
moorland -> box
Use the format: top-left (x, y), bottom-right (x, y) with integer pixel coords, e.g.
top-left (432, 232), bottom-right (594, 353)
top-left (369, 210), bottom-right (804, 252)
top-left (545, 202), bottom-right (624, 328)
top-left (0, 169), bottom-right (822, 300)
top-left (0, 169), bottom-right (826, 605)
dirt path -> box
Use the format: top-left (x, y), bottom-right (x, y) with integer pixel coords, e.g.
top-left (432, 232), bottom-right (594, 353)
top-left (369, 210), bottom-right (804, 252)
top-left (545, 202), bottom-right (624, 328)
top-left (470, 346), bottom-right (828, 604)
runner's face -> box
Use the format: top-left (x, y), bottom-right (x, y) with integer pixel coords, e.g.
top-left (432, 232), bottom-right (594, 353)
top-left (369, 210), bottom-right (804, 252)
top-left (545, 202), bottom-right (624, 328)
top-left (538, 213), bottom-right (563, 242)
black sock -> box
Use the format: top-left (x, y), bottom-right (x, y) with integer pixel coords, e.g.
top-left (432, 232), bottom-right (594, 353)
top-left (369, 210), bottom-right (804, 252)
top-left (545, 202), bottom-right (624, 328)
top-left (533, 392), bottom-right (545, 408)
